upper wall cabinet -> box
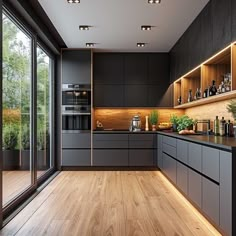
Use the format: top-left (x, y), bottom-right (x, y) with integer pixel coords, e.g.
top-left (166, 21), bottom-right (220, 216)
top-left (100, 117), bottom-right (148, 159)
top-left (62, 50), bottom-right (91, 84)
top-left (212, 0), bottom-right (231, 53)
top-left (93, 54), bottom-right (124, 84)
top-left (124, 54), bottom-right (148, 84)
top-left (232, 0), bottom-right (236, 41)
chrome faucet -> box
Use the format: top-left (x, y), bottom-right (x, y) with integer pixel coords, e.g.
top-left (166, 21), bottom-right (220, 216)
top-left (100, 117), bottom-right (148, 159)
top-left (195, 120), bottom-right (211, 135)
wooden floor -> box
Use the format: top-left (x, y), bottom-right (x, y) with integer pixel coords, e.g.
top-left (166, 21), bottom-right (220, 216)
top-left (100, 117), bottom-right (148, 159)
top-left (1, 171), bottom-right (221, 236)
top-left (3, 170), bottom-right (46, 206)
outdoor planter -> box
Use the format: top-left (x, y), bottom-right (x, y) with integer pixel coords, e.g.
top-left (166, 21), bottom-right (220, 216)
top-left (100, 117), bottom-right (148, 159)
top-left (3, 150), bottom-right (20, 170)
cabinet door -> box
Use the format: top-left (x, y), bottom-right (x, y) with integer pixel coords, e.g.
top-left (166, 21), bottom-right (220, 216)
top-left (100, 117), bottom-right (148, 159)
top-left (211, 0), bottom-right (231, 53)
top-left (124, 85), bottom-right (148, 107)
top-left (93, 85), bottom-right (124, 107)
top-left (157, 135), bottom-right (163, 169)
top-left (202, 177), bottom-right (220, 225)
top-left (188, 142), bottom-right (201, 172)
top-left (62, 149), bottom-right (91, 166)
top-left (202, 146), bottom-right (219, 182)
top-left (124, 54), bottom-right (148, 84)
top-left (177, 139), bottom-right (188, 164)
top-left (148, 53), bottom-right (169, 85)
top-left (129, 134), bottom-right (155, 149)
top-left (62, 133), bottom-right (91, 148)
top-left (177, 162), bottom-right (188, 195)
top-left (162, 153), bottom-right (176, 184)
top-left (93, 53), bottom-right (124, 84)
top-left (93, 149), bottom-right (128, 166)
top-left (62, 50), bottom-right (91, 84)
top-left (220, 151), bottom-right (232, 236)
top-left (129, 149), bottom-right (154, 167)
top-left (188, 169), bottom-right (202, 208)
top-left (163, 143), bottom-right (176, 158)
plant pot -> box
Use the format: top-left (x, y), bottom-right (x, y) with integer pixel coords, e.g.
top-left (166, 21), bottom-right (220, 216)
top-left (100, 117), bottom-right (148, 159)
top-left (20, 150), bottom-right (30, 170)
top-left (152, 124), bottom-right (157, 131)
top-left (3, 150), bottom-right (20, 170)
top-left (172, 124), bottom-right (178, 132)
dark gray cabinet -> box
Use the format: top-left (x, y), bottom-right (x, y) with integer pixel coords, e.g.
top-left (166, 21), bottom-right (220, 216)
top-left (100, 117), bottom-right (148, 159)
top-left (93, 85), bottom-right (124, 107)
top-left (188, 169), bottom-right (202, 208)
top-left (163, 143), bottom-right (176, 158)
top-left (93, 54), bottom-right (124, 84)
top-left (202, 177), bottom-right (220, 225)
top-left (62, 50), bottom-right (91, 84)
top-left (232, 0), bottom-right (236, 41)
top-left (177, 139), bottom-right (188, 164)
top-left (124, 85), bottom-right (147, 107)
top-left (202, 146), bottom-right (219, 182)
top-left (129, 149), bottom-right (154, 166)
top-left (157, 135), bottom-right (163, 169)
top-left (220, 151), bottom-right (232, 236)
top-left (93, 149), bottom-right (129, 166)
top-left (211, 0), bottom-right (231, 53)
top-left (162, 152), bottom-right (176, 184)
top-left (188, 142), bottom-right (202, 172)
top-left (62, 133), bottom-right (91, 148)
top-left (62, 150), bottom-right (91, 166)
top-left (177, 162), bottom-right (188, 195)
top-left (129, 134), bottom-right (156, 148)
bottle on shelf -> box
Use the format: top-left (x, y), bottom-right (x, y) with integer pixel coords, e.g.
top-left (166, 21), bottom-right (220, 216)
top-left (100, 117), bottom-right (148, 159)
top-left (203, 87), bottom-right (209, 98)
top-left (177, 95), bottom-right (181, 105)
top-left (195, 88), bottom-right (201, 100)
top-left (187, 89), bottom-right (193, 102)
top-left (224, 73), bottom-right (231, 92)
top-left (219, 117), bottom-right (226, 136)
top-left (225, 120), bottom-right (234, 137)
top-left (214, 116), bottom-right (220, 136)
top-left (209, 80), bottom-right (217, 96)
top-left (221, 81), bottom-right (226, 93)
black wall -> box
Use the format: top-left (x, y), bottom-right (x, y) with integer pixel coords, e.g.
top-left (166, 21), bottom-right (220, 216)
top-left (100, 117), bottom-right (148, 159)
top-left (170, 0), bottom-right (235, 83)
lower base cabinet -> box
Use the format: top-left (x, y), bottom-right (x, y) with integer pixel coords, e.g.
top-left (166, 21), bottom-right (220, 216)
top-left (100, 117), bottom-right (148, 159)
top-left (129, 149), bottom-right (154, 166)
top-left (93, 149), bottom-right (129, 166)
top-left (62, 150), bottom-right (91, 166)
top-left (188, 169), bottom-right (202, 208)
top-left (176, 162), bottom-right (188, 195)
top-left (162, 153), bottom-right (176, 184)
top-left (202, 177), bottom-right (220, 225)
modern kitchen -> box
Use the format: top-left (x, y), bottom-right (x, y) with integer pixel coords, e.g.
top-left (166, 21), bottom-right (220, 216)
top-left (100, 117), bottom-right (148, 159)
top-left (1, 0), bottom-right (236, 235)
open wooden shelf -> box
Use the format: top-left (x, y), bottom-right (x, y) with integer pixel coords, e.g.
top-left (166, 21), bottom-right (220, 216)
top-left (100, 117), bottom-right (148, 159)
top-left (173, 43), bottom-right (236, 109)
top-left (174, 90), bottom-right (236, 109)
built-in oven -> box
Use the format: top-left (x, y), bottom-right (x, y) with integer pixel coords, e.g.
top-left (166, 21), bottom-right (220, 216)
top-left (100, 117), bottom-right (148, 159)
top-left (62, 84), bottom-right (91, 133)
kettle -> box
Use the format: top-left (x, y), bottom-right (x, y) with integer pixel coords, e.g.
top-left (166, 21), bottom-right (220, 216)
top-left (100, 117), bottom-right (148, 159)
top-left (129, 115), bottom-right (141, 132)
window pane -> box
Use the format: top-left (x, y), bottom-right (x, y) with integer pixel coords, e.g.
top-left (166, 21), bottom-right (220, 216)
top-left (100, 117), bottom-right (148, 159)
top-left (2, 13), bottom-right (32, 206)
top-left (37, 46), bottom-right (52, 178)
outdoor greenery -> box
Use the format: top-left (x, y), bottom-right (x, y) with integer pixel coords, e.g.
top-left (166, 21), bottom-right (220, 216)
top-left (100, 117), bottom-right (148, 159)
top-left (149, 110), bottom-right (159, 125)
top-left (2, 13), bottom-right (50, 152)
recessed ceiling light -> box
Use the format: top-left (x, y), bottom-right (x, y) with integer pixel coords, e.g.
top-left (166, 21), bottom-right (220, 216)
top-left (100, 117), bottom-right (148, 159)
top-left (148, 0), bottom-right (161, 4)
top-left (86, 43), bottom-right (95, 47)
top-left (67, 0), bottom-right (80, 3)
top-left (141, 25), bottom-right (152, 31)
top-left (137, 43), bottom-right (146, 47)
top-left (79, 25), bottom-right (90, 30)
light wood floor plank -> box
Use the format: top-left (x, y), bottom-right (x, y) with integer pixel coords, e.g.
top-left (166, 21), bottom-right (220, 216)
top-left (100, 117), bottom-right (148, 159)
top-left (1, 171), bottom-right (221, 236)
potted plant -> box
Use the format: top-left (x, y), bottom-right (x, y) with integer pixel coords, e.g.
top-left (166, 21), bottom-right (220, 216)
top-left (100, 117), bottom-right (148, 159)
top-left (20, 125), bottom-right (30, 170)
top-left (226, 100), bottom-right (236, 137)
top-left (3, 125), bottom-right (19, 170)
top-left (170, 114), bottom-right (179, 132)
top-left (177, 115), bottom-right (195, 132)
top-left (149, 110), bottom-right (159, 131)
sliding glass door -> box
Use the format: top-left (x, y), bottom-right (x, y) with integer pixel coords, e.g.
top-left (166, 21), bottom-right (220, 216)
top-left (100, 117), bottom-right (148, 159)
top-left (2, 12), bottom-right (32, 206)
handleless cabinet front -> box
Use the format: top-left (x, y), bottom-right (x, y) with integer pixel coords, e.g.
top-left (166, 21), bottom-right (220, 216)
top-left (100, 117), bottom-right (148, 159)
top-left (177, 139), bottom-right (188, 164)
top-left (162, 152), bottom-right (177, 184)
top-left (177, 162), bottom-right (188, 195)
top-left (157, 135), bottom-right (163, 169)
top-left (188, 142), bottom-right (202, 172)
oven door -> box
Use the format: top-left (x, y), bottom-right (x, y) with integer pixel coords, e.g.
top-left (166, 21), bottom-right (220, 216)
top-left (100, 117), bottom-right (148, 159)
top-left (62, 90), bottom-right (91, 106)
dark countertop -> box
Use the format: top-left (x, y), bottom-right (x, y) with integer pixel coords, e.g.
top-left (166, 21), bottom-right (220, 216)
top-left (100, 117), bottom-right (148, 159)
top-left (93, 129), bottom-right (236, 150)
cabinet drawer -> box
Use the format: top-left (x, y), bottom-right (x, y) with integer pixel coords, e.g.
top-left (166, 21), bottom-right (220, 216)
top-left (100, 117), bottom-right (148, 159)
top-left (202, 177), bottom-right (220, 225)
top-left (177, 162), bottom-right (188, 195)
top-left (202, 146), bottom-right (219, 182)
top-left (62, 149), bottom-right (91, 166)
top-left (163, 143), bottom-right (176, 158)
top-left (129, 134), bottom-right (156, 149)
top-left (93, 134), bottom-right (128, 148)
top-left (188, 142), bottom-right (202, 172)
top-left (129, 149), bottom-right (154, 166)
top-left (177, 140), bottom-right (188, 164)
top-left (162, 135), bottom-right (176, 147)
top-left (188, 169), bottom-right (202, 208)
top-left (62, 133), bottom-right (91, 149)
top-left (93, 150), bottom-right (128, 166)
top-left (162, 152), bottom-right (176, 184)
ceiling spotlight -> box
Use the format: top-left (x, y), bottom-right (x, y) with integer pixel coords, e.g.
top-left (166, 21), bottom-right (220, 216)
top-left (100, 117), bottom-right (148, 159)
top-left (148, 0), bottom-right (161, 4)
top-left (141, 25), bottom-right (152, 31)
top-left (137, 43), bottom-right (146, 47)
top-left (86, 43), bottom-right (95, 47)
top-left (79, 25), bottom-right (90, 30)
top-left (67, 0), bottom-right (80, 3)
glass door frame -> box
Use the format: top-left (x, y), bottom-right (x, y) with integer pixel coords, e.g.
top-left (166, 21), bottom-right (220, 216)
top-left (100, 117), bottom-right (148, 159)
top-left (1, 5), bottom-right (56, 220)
